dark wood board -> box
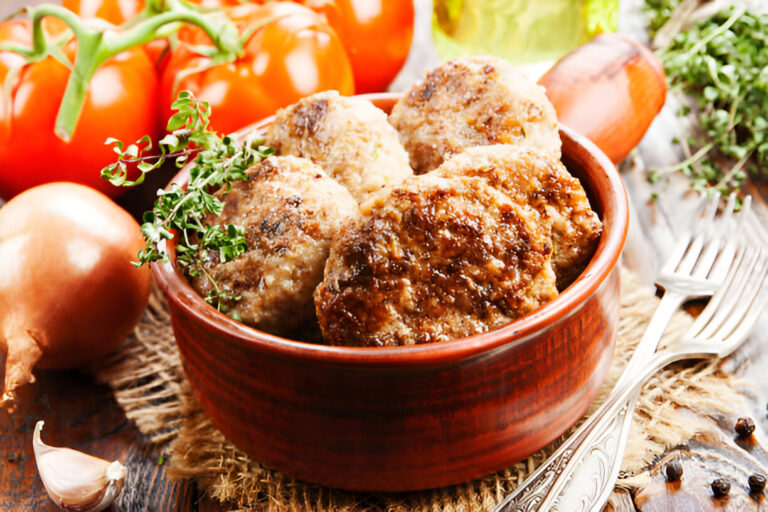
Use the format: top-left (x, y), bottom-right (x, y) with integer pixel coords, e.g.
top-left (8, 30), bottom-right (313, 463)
top-left (0, 368), bottom-right (223, 511)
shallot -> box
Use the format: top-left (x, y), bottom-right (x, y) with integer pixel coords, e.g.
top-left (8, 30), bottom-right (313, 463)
top-left (539, 33), bottom-right (667, 164)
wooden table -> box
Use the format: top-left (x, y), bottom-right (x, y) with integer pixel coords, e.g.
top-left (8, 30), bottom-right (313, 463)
top-left (1, 1), bottom-right (767, 510)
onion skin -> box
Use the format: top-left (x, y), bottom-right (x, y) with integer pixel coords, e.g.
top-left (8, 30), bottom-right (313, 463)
top-left (539, 33), bottom-right (667, 164)
top-left (0, 182), bottom-right (151, 406)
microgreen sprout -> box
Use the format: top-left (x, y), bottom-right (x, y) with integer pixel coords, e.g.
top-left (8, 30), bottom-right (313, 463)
top-left (645, 2), bottom-right (768, 199)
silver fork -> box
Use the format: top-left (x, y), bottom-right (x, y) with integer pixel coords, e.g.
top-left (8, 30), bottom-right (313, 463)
top-left (495, 194), bottom-right (747, 512)
top-left (550, 239), bottom-right (768, 511)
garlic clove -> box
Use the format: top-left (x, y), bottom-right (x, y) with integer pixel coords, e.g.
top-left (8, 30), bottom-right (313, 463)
top-left (33, 421), bottom-right (126, 512)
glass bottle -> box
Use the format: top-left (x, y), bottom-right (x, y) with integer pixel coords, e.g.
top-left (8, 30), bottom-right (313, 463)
top-left (433, 0), bottom-right (620, 75)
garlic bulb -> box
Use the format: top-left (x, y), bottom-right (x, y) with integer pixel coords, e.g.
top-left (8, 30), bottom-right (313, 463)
top-left (33, 421), bottom-right (126, 512)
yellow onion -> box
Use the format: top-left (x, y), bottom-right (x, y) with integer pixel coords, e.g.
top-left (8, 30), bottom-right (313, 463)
top-left (0, 182), bottom-right (151, 407)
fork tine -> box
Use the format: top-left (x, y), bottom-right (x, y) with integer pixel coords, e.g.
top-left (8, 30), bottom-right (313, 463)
top-left (706, 252), bottom-right (767, 341)
top-left (716, 193), bottom-right (738, 243)
top-left (724, 192), bottom-right (737, 219)
top-left (675, 195), bottom-right (720, 274)
top-left (743, 199), bottom-right (768, 249)
top-left (692, 194), bottom-right (738, 279)
top-left (697, 190), bottom-right (721, 231)
top-left (659, 235), bottom-right (693, 276)
top-left (710, 192), bottom-right (737, 242)
top-left (659, 236), bottom-right (693, 278)
top-left (740, 194), bottom-right (752, 220)
top-left (691, 247), bottom-right (761, 340)
top-left (734, 195), bottom-right (751, 236)
top-left (705, 195), bottom-right (751, 283)
top-left (687, 245), bottom-right (750, 337)
top-left (660, 196), bottom-right (713, 276)
top-left (719, 268), bottom-right (768, 357)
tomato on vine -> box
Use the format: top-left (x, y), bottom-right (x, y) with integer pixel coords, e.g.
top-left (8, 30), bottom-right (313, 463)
top-left (0, 1), bottom-right (241, 199)
top-left (67, 0), bottom-right (413, 93)
top-left (0, 19), bottom-right (159, 199)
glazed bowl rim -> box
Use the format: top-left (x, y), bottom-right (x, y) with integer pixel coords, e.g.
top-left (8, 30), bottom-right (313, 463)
top-left (152, 92), bottom-right (629, 367)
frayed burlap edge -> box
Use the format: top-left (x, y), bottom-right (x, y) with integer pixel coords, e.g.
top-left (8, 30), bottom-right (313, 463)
top-left (96, 288), bottom-right (186, 443)
top-left (96, 267), bottom-right (748, 511)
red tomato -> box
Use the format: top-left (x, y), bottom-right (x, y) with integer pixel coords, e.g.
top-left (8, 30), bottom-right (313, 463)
top-left (0, 20), bottom-right (160, 199)
top-left (161, 2), bottom-right (354, 135)
top-left (299, 0), bottom-right (413, 92)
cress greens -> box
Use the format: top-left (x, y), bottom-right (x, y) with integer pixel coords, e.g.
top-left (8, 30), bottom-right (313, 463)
top-left (646, 2), bottom-right (768, 197)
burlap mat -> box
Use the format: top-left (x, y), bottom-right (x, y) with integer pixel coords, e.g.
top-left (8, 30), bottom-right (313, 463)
top-left (96, 267), bottom-right (748, 511)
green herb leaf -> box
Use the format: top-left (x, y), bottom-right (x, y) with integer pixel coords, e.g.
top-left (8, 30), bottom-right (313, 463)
top-left (100, 90), bottom-right (273, 313)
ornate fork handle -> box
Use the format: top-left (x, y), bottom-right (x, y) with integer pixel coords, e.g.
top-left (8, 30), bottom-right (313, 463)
top-left (494, 290), bottom-right (690, 512)
top-left (495, 336), bottom-right (719, 512)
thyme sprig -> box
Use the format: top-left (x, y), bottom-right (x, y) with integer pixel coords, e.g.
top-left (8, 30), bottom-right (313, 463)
top-left (101, 91), bottom-right (274, 311)
top-left (645, 2), bottom-right (768, 198)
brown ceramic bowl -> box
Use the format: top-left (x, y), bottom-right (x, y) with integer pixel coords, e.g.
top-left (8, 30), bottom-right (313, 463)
top-left (153, 93), bottom-right (629, 492)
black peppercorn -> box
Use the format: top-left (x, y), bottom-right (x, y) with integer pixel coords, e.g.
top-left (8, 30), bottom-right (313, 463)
top-left (665, 460), bottom-right (683, 482)
top-left (712, 478), bottom-right (731, 498)
top-left (749, 473), bottom-right (766, 494)
top-left (735, 417), bottom-right (756, 438)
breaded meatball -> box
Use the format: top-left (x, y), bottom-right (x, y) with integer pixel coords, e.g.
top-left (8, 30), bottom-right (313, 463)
top-left (389, 56), bottom-right (561, 174)
top-left (266, 91), bottom-right (413, 203)
top-left (314, 174), bottom-right (558, 347)
top-left (190, 155), bottom-right (359, 340)
top-left (435, 145), bottom-right (602, 289)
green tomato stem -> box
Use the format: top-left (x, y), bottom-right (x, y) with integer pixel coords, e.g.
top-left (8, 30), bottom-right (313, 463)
top-left (53, 30), bottom-right (104, 141)
top-left (29, 4), bottom-right (87, 50)
top-left (0, 44), bottom-right (35, 58)
top-left (22, 3), bottom-right (242, 142)
top-left (105, 9), bottom-right (236, 56)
